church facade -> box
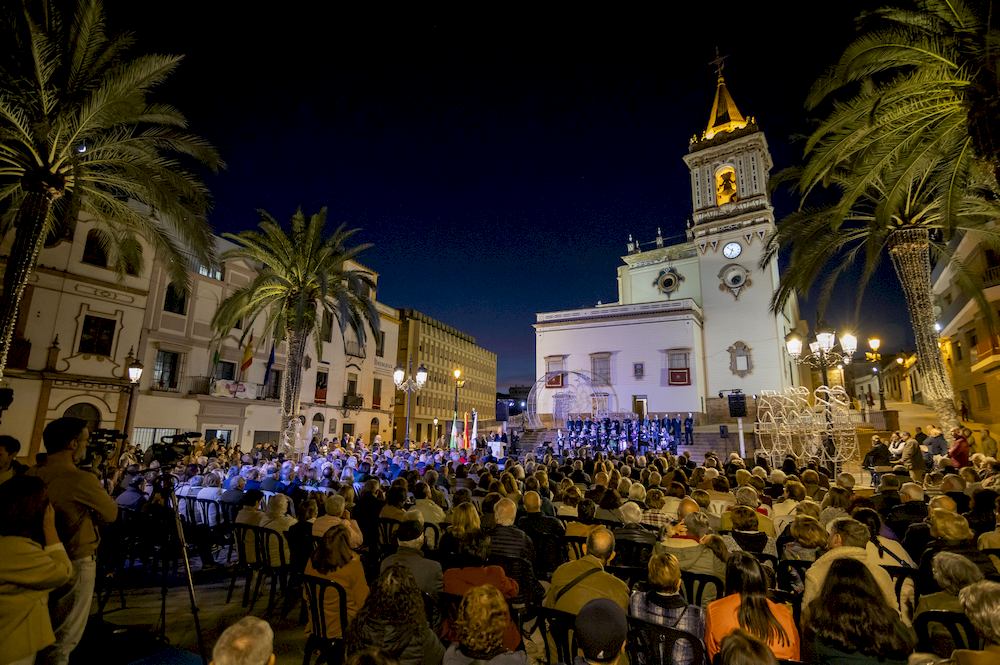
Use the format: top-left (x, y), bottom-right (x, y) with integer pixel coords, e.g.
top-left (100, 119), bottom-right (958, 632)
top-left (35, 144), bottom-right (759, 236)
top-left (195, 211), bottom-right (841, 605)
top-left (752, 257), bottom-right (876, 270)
top-left (533, 75), bottom-right (802, 425)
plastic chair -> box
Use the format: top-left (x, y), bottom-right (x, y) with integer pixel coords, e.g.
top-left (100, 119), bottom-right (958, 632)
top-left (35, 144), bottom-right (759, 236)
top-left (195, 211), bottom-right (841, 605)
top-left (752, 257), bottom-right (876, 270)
top-left (605, 565), bottom-right (647, 590)
top-left (776, 559), bottom-right (812, 593)
top-left (562, 534), bottom-right (588, 560)
top-left (627, 616), bottom-right (705, 665)
top-left (250, 527), bottom-right (291, 616)
top-left (537, 606), bottom-right (578, 665)
top-left (422, 522), bottom-right (441, 551)
top-left (377, 518), bottom-right (401, 552)
top-left (882, 565), bottom-right (920, 615)
top-left (680, 571), bottom-right (724, 607)
top-left (302, 576), bottom-right (348, 665)
top-left (227, 523), bottom-right (261, 607)
top-left (914, 609), bottom-right (981, 654)
top-left (768, 589), bottom-right (802, 627)
top-left (614, 538), bottom-right (654, 567)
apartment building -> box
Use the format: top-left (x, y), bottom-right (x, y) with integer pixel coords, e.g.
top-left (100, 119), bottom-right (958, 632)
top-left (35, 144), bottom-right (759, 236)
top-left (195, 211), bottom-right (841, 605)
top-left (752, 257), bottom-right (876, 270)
top-left (2, 215), bottom-right (400, 459)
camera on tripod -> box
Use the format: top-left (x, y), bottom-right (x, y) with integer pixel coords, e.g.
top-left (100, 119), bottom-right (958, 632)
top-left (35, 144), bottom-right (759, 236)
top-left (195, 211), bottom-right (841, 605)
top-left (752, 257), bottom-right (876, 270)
top-left (144, 431), bottom-right (201, 466)
top-left (88, 428), bottom-right (125, 462)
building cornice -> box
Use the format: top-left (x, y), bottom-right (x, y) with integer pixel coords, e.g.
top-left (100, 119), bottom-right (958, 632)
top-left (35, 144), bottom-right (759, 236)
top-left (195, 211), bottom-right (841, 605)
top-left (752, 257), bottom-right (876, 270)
top-left (535, 298), bottom-right (703, 327)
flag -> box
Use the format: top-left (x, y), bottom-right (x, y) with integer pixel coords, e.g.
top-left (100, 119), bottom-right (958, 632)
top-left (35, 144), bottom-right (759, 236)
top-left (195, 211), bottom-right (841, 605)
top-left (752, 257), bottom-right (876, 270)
top-left (240, 332), bottom-right (255, 374)
top-left (471, 409), bottom-right (478, 446)
top-left (450, 418), bottom-right (458, 450)
top-left (463, 411), bottom-right (469, 449)
top-left (262, 342), bottom-right (276, 386)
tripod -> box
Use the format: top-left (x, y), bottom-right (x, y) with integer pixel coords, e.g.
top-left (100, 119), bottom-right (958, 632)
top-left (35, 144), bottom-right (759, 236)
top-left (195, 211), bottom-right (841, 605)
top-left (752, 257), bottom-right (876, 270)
top-left (152, 473), bottom-right (208, 664)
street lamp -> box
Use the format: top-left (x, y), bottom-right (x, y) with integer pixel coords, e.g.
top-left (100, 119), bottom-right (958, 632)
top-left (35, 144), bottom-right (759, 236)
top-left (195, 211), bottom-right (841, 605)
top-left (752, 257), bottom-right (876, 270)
top-left (433, 417), bottom-right (439, 441)
top-left (394, 360), bottom-right (427, 448)
top-left (123, 347), bottom-right (144, 456)
top-left (785, 323), bottom-right (857, 388)
top-left (453, 368), bottom-right (466, 447)
top-left (866, 337), bottom-right (886, 411)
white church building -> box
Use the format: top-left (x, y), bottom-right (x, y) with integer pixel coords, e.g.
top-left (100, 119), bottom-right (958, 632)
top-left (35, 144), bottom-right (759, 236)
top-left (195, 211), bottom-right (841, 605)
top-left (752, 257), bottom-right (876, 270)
top-left (533, 74), bottom-right (802, 425)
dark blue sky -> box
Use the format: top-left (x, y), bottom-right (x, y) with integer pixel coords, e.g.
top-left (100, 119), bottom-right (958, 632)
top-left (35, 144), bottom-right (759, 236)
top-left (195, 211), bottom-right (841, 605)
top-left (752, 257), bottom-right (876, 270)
top-left (121, 3), bottom-right (912, 390)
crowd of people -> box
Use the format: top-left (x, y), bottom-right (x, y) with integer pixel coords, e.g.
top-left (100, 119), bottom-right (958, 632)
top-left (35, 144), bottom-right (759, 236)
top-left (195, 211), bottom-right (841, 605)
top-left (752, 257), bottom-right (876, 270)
top-left (557, 415), bottom-right (694, 454)
top-left (3, 416), bottom-right (1000, 665)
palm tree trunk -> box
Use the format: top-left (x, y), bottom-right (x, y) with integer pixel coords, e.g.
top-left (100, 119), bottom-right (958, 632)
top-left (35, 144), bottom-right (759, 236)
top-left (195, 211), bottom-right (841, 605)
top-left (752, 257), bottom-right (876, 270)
top-left (279, 328), bottom-right (307, 450)
top-left (0, 190), bottom-right (55, 379)
top-left (887, 228), bottom-right (959, 432)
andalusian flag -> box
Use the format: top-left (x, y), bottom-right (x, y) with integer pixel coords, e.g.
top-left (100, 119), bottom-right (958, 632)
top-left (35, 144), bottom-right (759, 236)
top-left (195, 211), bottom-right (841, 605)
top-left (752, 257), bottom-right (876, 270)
top-left (240, 332), bottom-right (255, 375)
top-left (450, 417), bottom-right (458, 449)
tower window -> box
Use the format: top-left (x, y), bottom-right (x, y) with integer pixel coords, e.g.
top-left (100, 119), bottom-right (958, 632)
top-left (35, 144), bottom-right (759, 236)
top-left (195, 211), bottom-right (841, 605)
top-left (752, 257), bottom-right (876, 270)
top-left (715, 166), bottom-right (738, 205)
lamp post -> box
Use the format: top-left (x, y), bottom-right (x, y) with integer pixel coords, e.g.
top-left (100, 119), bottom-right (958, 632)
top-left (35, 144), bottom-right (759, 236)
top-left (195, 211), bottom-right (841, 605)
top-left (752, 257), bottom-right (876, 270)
top-left (866, 337), bottom-right (886, 411)
top-left (785, 323), bottom-right (858, 472)
top-left (393, 359), bottom-right (427, 449)
top-left (433, 417), bottom-right (439, 442)
top-left (123, 347), bottom-right (144, 445)
top-left (453, 368), bottom-right (466, 447)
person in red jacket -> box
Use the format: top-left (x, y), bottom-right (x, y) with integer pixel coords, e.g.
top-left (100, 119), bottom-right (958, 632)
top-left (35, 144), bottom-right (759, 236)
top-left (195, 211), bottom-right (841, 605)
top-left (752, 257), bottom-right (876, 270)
top-left (949, 429), bottom-right (970, 468)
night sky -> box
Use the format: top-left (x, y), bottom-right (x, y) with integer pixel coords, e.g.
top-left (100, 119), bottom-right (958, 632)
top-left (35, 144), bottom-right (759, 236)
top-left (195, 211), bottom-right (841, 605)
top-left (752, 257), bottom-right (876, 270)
top-left (117, 3), bottom-right (913, 389)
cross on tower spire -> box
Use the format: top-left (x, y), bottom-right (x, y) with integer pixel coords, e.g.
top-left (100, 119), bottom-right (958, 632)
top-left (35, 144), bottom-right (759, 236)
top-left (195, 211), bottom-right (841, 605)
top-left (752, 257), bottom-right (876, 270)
top-left (709, 47), bottom-right (728, 80)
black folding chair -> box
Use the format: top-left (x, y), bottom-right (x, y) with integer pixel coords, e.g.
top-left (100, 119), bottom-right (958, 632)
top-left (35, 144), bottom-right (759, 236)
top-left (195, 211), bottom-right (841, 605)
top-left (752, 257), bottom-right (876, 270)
top-left (423, 522), bottom-right (442, 551)
top-left (614, 538), bottom-right (654, 567)
top-left (250, 527), bottom-right (292, 616)
top-left (227, 523), bottom-right (261, 607)
top-left (627, 616), bottom-right (705, 665)
top-left (882, 564), bottom-right (920, 616)
top-left (537, 606), bottom-right (578, 665)
top-left (605, 565), bottom-right (647, 590)
top-left (680, 571), bottom-right (724, 607)
top-left (562, 535), bottom-right (588, 560)
top-left (302, 576), bottom-right (348, 665)
top-left (776, 559), bottom-right (812, 593)
top-left (377, 518), bottom-right (401, 552)
top-left (914, 609), bottom-right (981, 655)
top-left (768, 589), bottom-right (802, 628)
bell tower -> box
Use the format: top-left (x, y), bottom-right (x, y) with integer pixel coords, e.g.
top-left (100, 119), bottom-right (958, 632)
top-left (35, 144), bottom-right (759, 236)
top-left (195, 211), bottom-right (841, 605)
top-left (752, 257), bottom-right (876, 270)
top-left (682, 67), bottom-right (797, 401)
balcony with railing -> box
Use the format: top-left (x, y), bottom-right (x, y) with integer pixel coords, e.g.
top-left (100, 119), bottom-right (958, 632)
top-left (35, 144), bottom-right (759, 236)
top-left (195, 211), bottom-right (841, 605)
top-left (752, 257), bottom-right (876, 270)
top-left (985, 265), bottom-right (1000, 288)
top-left (971, 335), bottom-right (1000, 373)
top-left (189, 376), bottom-right (261, 400)
top-left (342, 394), bottom-right (364, 409)
top-left (345, 340), bottom-right (366, 358)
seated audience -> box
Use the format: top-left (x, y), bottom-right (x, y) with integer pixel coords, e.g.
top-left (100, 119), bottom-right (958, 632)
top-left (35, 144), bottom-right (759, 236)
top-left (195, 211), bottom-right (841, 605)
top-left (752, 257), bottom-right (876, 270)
top-left (629, 553), bottom-right (704, 665)
top-left (717, 630), bottom-right (778, 665)
top-left (439, 503), bottom-right (481, 569)
top-left (211, 616), bottom-right (276, 665)
top-left (952, 580), bottom-right (1000, 664)
top-left (313, 494), bottom-right (364, 548)
top-left (914, 552), bottom-right (985, 657)
top-left (304, 525), bottom-right (369, 639)
top-left (516, 491), bottom-right (565, 575)
top-left (443, 585), bottom-right (527, 665)
top-left (720, 506), bottom-right (777, 558)
top-left (545, 527), bottom-right (629, 614)
top-left (918, 509), bottom-right (999, 594)
top-left (574, 599), bottom-right (628, 665)
top-left (346, 565), bottom-right (444, 665)
top-left (704, 551), bottom-right (799, 662)
top-left (380, 519), bottom-right (443, 599)
top-left (803, 557), bottom-right (915, 664)
top-left (803, 517), bottom-right (896, 610)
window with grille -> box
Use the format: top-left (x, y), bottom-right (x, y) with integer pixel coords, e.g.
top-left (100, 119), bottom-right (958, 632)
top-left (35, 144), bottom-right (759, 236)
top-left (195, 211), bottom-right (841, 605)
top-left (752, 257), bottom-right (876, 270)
top-left (634, 362), bottom-right (645, 379)
top-left (264, 369), bottom-right (282, 399)
top-left (667, 350), bottom-right (691, 385)
top-left (78, 315), bottom-right (116, 356)
top-left (214, 361), bottom-right (236, 381)
top-left (198, 264), bottom-right (224, 281)
top-left (591, 353), bottom-right (611, 385)
top-left (153, 350), bottom-right (180, 390)
top-left (545, 356), bottom-right (565, 388)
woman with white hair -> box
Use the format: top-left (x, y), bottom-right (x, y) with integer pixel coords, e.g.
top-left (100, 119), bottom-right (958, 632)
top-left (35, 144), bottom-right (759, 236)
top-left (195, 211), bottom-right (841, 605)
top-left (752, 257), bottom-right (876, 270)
top-left (259, 494), bottom-right (296, 564)
top-left (952, 580), bottom-right (1000, 664)
top-left (312, 494), bottom-right (364, 548)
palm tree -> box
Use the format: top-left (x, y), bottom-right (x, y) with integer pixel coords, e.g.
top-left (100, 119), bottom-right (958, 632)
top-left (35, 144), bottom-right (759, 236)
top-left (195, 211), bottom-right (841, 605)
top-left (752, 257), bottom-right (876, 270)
top-left (211, 208), bottom-right (381, 445)
top-left (768, 0), bottom-right (1000, 431)
top-left (0, 0), bottom-right (222, 378)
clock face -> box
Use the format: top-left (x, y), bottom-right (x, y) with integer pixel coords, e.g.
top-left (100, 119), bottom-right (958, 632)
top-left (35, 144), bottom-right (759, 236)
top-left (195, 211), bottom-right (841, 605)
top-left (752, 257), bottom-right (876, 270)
top-left (723, 241), bottom-right (742, 259)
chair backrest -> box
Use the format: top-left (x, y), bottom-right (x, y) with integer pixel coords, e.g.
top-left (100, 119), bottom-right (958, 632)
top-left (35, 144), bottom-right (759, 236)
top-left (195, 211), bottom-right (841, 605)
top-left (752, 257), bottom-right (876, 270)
top-left (614, 538), bottom-right (654, 567)
top-left (193, 497), bottom-right (219, 526)
top-left (232, 523), bottom-right (259, 566)
top-left (378, 518), bottom-right (401, 549)
top-left (913, 609), bottom-right (981, 653)
top-left (488, 554), bottom-right (537, 604)
top-left (537, 606), bottom-right (578, 665)
top-left (627, 616), bottom-right (705, 665)
top-left (882, 565), bottom-right (919, 610)
top-left (423, 522), bottom-right (441, 550)
top-left (302, 575), bottom-right (348, 640)
top-left (680, 571), bottom-right (724, 607)
top-left (563, 535), bottom-right (588, 560)
top-left (776, 559), bottom-right (812, 593)
top-left (605, 565), bottom-right (647, 590)
top-left (258, 526), bottom-right (289, 568)
top-left (749, 551), bottom-right (778, 569)
top-left (768, 589), bottom-right (803, 627)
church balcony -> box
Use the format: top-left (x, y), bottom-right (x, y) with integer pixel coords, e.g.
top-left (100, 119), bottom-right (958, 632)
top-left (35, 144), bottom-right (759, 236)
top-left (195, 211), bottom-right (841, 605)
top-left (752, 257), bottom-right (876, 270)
top-left (535, 298), bottom-right (702, 326)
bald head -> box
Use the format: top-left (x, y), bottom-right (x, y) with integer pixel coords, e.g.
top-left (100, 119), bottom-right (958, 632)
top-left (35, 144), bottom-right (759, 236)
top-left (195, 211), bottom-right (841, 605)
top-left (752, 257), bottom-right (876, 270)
top-left (587, 527), bottom-right (616, 563)
top-left (930, 494), bottom-right (958, 513)
top-left (678, 497), bottom-right (700, 519)
top-left (523, 491), bottom-right (541, 513)
top-left (495, 498), bottom-right (517, 526)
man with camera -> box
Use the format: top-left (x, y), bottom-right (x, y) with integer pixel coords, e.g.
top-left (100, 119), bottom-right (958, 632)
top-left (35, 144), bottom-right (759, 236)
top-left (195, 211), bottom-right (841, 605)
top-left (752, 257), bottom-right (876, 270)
top-left (29, 417), bottom-right (118, 665)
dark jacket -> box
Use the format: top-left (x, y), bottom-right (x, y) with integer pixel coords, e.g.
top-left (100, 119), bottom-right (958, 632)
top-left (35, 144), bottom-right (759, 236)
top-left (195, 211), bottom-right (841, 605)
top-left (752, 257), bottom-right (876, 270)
top-left (380, 546), bottom-right (443, 598)
top-left (349, 615), bottom-right (443, 665)
top-left (885, 501), bottom-right (928, 541)
top-left (517, 513), bottom-right (566, 575)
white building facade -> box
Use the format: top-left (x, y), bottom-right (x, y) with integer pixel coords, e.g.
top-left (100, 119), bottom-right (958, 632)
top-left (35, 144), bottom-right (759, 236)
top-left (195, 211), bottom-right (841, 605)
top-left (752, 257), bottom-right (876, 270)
top-left (534, 76), bottom-right (800, 424)
top-left (2, 214), bottom-right (400, 460)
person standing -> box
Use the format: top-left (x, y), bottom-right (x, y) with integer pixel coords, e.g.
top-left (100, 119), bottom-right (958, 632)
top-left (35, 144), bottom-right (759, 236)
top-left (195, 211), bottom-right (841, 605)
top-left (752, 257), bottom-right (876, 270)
top-left (29, 418), bottom-right (118, 665)
top-left (979, 429), bottom-right (997, 459)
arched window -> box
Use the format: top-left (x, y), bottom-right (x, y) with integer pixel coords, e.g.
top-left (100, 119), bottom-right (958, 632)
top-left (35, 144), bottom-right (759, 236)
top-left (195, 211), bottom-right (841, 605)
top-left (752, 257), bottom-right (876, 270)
top-left (62, 402), bottom-right (101, 432)
top-left (81, 230), bottom-right (108, 267)
top-left (312, 413), bottom-right (325, 437)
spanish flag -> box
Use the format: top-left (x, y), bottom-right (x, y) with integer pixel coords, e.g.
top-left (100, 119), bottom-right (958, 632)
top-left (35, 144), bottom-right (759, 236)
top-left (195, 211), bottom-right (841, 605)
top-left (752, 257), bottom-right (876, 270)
top-left (240, 332), bottom-right (255, 374)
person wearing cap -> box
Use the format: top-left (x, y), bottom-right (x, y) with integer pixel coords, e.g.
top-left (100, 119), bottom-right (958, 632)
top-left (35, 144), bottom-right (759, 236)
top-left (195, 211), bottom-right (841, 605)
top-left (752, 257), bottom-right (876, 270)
top-left (574, 598), bottom-right (628, 665)
top-left (545, 527), bottom-right (629, 615)
top-left (380, 519), bottom-right (442, 600)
